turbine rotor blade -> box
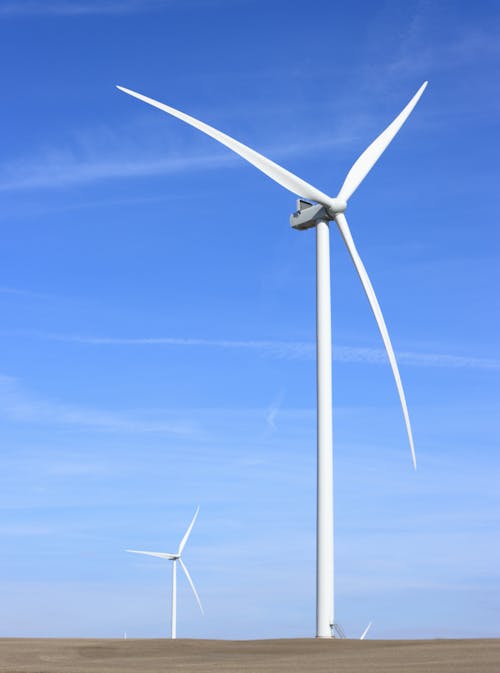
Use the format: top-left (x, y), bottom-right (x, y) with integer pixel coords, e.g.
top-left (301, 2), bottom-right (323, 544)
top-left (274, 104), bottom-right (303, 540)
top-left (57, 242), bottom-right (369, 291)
top-left (334, 213), bottom-right (416, 469)
top-left (178, 507), bottom-right (200, 556)
top-left (126, 549), bottom-right (176, 560)
top-left (337, 82), bottom-right (427, 202)
top-left (179, 558), bottom-right (204, 615)
top-left (116, 85), bottom-right (333, 206)
top-left (360, 621), bottom-right (372, 640)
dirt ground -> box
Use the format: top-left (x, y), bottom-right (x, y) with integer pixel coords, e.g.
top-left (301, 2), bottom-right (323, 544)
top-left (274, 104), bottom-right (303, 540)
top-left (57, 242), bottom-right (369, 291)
top-left (0, 638), bottom-right (498, 673)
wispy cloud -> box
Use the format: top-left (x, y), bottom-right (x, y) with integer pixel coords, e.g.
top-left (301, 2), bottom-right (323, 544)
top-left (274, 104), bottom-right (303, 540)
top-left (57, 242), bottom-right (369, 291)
top-left (0, 0), bottom-right (231, 17)
top-left (388, 30), bottom-right (500, 78)
top-left (0, 373), bottom-right (194, 435)
top-left (47, 461), bottom-right (110, 476)
top-left (0, 1), bottom-right (156, 16)
top-left (0, 149), bottom-right (231, 192)
top-left (381, 3), bottom-right (500, 80)
top-left (0, 287), bottom-right (52, 300)
top-left (265, 390), bottom-right (285, 431)
top-left (0, 109), bottom-right (354, 193)
top-left (0, 287), bottom-right (29, 296)
top-left (16, 332), bottom-right (500, 370)
top-left (394, 350), bottom-right (500, 370)
top-left (0, 138), bottom-right (349, 193)
top-left (0, 524), bottom-right (53, 536)
top-left (42, 333), bottom-right (315, 358)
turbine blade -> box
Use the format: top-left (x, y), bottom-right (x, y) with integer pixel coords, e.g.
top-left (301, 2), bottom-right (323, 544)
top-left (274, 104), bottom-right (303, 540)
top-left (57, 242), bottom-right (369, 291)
top-left (116, 85), bottom-right (332, 206)
top-left (126, 549), bottom-right (176, 560)
top-left (177, 507), bottom-right (200, 555)
top-left (335, 213), bottom-right (416, 469)
top-left (179, 558), bottom-right (204, 615)
top-left (337, 82), bottom-right (427, 202)
top-left (360, 621), bottom-right (372, 640)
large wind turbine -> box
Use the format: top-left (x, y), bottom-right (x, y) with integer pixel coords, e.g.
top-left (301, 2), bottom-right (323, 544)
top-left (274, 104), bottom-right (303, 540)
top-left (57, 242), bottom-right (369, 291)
top-left (127, 507), bottom-right (203, 639)
top-left (117, 82), bottom-right (426, 638)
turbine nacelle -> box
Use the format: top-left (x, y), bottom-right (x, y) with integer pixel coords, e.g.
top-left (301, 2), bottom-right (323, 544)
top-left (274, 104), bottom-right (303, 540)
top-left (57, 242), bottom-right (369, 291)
top-left (290, 197), bottom-right (347, 230)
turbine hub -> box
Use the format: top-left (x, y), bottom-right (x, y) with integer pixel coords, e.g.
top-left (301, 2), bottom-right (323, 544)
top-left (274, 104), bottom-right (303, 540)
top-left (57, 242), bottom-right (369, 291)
top-left (326, 198), bottom-right (347, 216)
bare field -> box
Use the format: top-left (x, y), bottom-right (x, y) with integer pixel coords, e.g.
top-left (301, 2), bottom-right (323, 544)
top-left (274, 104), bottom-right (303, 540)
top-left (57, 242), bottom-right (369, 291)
top-left (0, 638), bottom-right (498, 673)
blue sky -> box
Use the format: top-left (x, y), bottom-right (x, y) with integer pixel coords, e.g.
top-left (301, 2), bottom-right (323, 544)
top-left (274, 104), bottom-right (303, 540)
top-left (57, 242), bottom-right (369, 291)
top-left (0, 0), bottom-right (498, 640)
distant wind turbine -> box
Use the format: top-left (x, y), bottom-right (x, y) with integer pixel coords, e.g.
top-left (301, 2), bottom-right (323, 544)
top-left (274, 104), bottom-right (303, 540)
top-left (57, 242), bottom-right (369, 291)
top-left (127, 507), bottom-right (203, 639)
top-left (117, 82), bottom-right (426, 638)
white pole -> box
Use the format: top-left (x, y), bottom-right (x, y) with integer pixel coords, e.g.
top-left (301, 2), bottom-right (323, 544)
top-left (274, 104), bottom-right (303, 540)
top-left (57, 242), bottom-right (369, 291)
top-left (171, 560), bottom-right (177, 639)
top-left (316, 220), bottom-right (334, 638)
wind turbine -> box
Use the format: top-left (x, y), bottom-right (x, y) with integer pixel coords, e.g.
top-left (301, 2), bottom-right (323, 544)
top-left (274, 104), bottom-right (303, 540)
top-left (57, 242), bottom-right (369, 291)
top-left (126, 507), bottom-right (203, 639)
top-left (117, 82), bottom-right (426, 638)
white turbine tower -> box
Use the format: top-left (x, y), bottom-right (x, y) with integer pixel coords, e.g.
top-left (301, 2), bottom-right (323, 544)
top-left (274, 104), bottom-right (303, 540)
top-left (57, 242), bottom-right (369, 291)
top-left (117, 82), bottom-right (426, 638)
top-left (127, 507), bottom-right (203, 639)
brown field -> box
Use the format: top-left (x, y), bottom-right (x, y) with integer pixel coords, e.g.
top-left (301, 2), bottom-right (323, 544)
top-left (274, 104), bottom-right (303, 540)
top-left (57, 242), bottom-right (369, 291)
top-left (0, 638), bottom-right (498, 673)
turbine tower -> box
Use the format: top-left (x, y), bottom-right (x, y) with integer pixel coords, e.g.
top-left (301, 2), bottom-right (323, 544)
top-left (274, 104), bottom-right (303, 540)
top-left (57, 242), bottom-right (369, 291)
top-left (127, 507), bottom-right (203, 639)
top-left (117, 83), bottom-right (426, 638)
